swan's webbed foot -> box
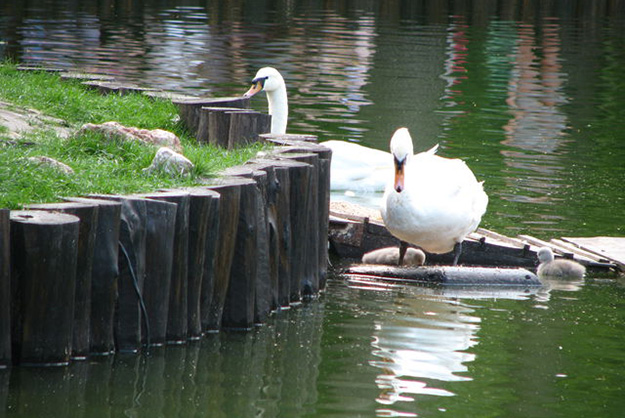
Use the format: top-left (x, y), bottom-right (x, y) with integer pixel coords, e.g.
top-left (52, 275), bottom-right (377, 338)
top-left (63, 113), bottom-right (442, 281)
top-left (452, 242), bottom-right (462, 266)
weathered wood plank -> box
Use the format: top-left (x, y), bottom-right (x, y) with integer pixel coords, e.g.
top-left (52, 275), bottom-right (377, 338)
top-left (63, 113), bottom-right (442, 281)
top-left (561, 237), bottom-right (625, 271)
top-left (10, 210), bottom-right (80, 366)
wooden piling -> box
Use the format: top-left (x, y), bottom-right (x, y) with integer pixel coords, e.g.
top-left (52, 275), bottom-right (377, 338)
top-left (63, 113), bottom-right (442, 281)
top-left (196, 107), bottom-right (244, 146)
top-left (0, 209), bottom-right (10, 367)
top-left (265, 138), bottom-right (332, 291)
top-left (228, 110), bottom-right (272, 149)
top-left (28, 201), bottom-right (100, 360)
top-left (173, 97), bottom-right (250, 141)
top-left (10, 210), bottom-right (80, 366)
top-left (202, 177), bottom-right (255, 331)
top-left (91, 195), bottom-right (148, 354)
top-left (66, 197), bottom-right (121, 356)
top-left (130, 197), bottom-right (177, 346)
top-left (144, 191), bottom-right (191, 344)
top-left (166, 187), bottom-right (220, 340)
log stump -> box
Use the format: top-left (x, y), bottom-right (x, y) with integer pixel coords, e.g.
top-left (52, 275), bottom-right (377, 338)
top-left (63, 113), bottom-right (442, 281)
top-left (196, 107), bottom-right (245, 146)
top-left (143, 191), bottom-right (191, 344)
top-left (0, 209), bottom-right (10, 367)
top-left (66, 197), bottom-right (122, 355)
top-left (28, 201), bottom-right (100, 360)
top-left (10, 210), bottom-right (80, 366)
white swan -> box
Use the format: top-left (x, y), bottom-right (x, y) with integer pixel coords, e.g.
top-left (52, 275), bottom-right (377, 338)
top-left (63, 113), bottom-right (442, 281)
top-left (323, 140), bottom-right (439, 194)
top-left (243, 67), bottom-right (288, 134)
top-left (537, 247), bottom-right (586, 279)
top-left (381, 127), bottom-right (488, 265)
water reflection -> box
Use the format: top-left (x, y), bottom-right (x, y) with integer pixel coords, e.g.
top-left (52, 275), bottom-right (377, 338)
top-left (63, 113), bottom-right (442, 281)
top-left (346, 278), bottom-right (538, 416)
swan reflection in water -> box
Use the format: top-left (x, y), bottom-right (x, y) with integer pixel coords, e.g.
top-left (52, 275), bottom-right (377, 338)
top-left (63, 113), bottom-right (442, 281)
top-left (348, 279), bottom-right (538, 411)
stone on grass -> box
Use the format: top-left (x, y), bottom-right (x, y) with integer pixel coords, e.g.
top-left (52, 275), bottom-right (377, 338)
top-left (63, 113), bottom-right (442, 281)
top-left (78, 121), bottom-right (182, 152)
top-left (27, 156), bottom-right (74, 175)
top-left (144, 147), bottom-right (194, 177)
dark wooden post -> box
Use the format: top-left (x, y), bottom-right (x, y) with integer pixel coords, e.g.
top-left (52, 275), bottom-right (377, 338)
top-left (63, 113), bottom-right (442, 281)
top-left (226, 165), bottom-right (274, 324)
top-left (130, 196), bottom-right (177, 347)
top-left (198, 191), bottom-right (221, 334)
top-left (28, 201), bottom-right (100, 360)
top-left (173, 97), bottom-right (249, 140)
top-left (166, 187), bottom-right (220, 340)
top-left (196, 107), bottom-right (243, 145)
top-left (91, 195), bottom-right (148, 354)
top-left (266, 157), bottom-right (314, 304)
top-left (144, 191), bottom-right (191, 344)
top-left (228, 110), bottom-right (272, 149)
top-left (10, 210), bottom-right (80, 366)
top-left (0, 209), bottom-right (11, 367)
top-left (203, 177), bottom-right (256, 331)
top-left (66, 197), bottom-right (121, 356)
top-left (262, 137), bottom-right (332, 292)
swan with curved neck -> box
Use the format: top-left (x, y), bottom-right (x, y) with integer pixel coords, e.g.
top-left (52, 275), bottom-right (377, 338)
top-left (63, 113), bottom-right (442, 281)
top-left (243, 67), bottom-right (288, 134)
top-left (381, 127), bottom-right (488, 265)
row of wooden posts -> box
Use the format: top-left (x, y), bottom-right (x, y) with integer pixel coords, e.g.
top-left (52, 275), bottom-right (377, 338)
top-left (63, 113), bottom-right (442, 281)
top-left (0, 134), bottom-right (331, 367)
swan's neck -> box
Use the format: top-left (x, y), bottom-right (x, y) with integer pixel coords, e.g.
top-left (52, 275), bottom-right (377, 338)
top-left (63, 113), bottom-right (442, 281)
top-left (266, 86), bottom-right (288, 134)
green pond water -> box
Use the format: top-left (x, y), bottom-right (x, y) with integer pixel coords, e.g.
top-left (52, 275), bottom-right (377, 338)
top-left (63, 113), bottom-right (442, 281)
top-left (1, 1), bottom-right (625, 417)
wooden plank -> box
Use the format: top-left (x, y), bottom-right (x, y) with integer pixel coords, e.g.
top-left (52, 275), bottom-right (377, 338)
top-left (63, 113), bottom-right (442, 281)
top-left (561, 237), bottom-right (625, 270)
top-left (475, 228), bottom-right (527, 249)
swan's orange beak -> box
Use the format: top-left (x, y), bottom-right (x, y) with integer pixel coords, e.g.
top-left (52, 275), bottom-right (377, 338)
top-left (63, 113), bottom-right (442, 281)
top-left (243, 81), bottom-right (263, 98)
top-left (394, 157), bottom-right (405, 193)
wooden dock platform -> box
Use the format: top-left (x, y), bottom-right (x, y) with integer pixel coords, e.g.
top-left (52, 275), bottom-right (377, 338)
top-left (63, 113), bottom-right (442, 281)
top-left (328, 201), bottom-right (622, 275)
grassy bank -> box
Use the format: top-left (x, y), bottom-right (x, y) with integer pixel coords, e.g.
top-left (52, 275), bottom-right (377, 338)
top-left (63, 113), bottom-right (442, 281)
top-left (0, 63), bottom-right (263, 209)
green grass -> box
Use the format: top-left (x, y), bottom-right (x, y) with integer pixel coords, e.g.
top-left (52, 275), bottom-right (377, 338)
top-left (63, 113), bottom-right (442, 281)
top-left (0, 63), bottom-right (264, 209)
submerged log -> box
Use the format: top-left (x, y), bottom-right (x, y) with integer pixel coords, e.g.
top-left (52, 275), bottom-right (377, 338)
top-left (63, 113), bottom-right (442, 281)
top-left (202, 177), bottom-right (254, 331)
top-left (28, 201), bottom-right (100, 360)
top-left (344, 265), bottom-right (541, 286)
top-left (173, 97), bottom-right (249, 140)
top-left (10, 210), bottom-right (80, 366)
top-left (129, 196), bottom-right (177, 346)
top-left (66, 197), bottom-right (122, 355)
top-left (144, 191), bottom-right (191, 344)
top-left (0, 209), bottom-right (10, 367)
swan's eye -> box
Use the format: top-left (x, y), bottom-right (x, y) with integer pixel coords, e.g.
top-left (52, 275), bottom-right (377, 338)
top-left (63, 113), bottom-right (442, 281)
top-left (252, 76), bottom-right (269, 86)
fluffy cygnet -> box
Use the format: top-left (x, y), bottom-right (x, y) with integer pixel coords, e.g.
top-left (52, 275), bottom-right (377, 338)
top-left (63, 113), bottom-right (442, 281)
top-left (362, 246), bottom-right (426, 266)
top-left (537, 247), bottom-right (586, 279)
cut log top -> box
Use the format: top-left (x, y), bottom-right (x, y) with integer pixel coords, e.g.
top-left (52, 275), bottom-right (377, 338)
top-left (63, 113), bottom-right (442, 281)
top-left (10, 210), bottom-right (80, 225)
top-left (166, 187), bottom-right (221, 199)
top-left (259, 133), bottom-right (318, 144)
top-left (202, 175), bottom-right (258, 189)
top-left (28, 201), bottom-right (100, 212)
top-left (172, 96), bottom-right (250, 107)
top-left (65, 196), bottom-right (123, 208)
